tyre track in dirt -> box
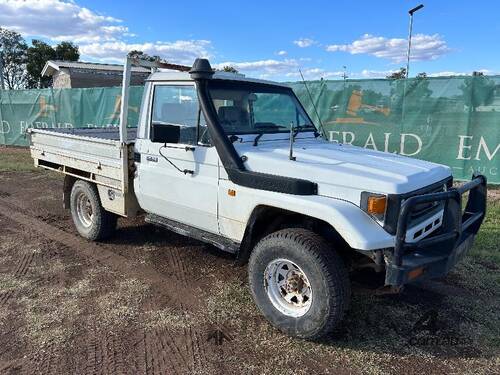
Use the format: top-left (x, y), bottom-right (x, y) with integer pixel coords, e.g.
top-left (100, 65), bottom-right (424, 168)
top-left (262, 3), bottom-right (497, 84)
top-left (138, 326), bottom-right (213, 375)
top-left (167, 248), bottom-right (190, 286)
top-left (31, 344), bottom-right (65, 375)
top-left (0, 196), bottom-right (214, 374)
top-left (13, 250), bottom-right (34, 277)
top-left (0, 243), bottom-right (35, 309)
top-left (83, 327), bottom-right (128, 375)
top-left (0, 291), bottom-right (12, 308)
top-left (0, 196), bottom-right (200, 309)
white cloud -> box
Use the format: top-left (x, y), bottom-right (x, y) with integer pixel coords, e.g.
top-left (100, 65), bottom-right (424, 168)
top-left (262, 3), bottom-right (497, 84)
top-left (276, 50), bottom-right (287, 56)
top-left (214, 59), bottom-right (299, 77)
top-left (0, 0), bottom-right (125, 42)
top-left (0, 0), bottom-right (212, 65)
top-left (80, 40), bottom-right (212, 65)
top-left (326, 33), bottom-right (451, 63)
top-left (359, 69), bottom-right (398, 78)
top-left (293, 38), bottom-right (316, 48)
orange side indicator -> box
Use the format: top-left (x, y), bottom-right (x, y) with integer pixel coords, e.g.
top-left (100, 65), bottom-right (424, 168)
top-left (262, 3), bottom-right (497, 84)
top-left (408, 267), bottom-right (425, 280)
top-left (367, 196), bottom-right (387, 215)
top-left (228, 189), bottom-right (236, 197)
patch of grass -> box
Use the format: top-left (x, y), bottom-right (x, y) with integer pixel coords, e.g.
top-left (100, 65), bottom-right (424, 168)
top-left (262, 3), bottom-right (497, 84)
top-left (145, 307), bottom-right (192, 330)
top-left (96, 278), bottom-right (149, 328)
top-left (471, 201), bottom-right (500, 264)
top-left (205, 280), bottom-right (256, 324)
top-left (18, 260), bottom-right (108, 349)
top-left (0, 147), bottom-right (37, 172)
top-left (449, 260), bottom-right (499, 297)
top-left (445, 294), bottom-right (500, 355)
top-left (0, 274), bottom-right (30, 293)
top-left (21, 287), bottom-right (80, 347)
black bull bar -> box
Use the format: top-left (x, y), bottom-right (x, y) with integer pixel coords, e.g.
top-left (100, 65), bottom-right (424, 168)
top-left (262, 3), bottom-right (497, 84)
top-left (385, 174), bottom-right (487, 286)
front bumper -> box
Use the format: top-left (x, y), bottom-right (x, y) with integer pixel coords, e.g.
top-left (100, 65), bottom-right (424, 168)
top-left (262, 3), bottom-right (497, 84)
top-left (385, 174), bottom-right (487, 286)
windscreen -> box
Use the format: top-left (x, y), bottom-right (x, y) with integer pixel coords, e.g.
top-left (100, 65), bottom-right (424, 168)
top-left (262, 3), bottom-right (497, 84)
top-left (207, 80), bottom-right (315, 135)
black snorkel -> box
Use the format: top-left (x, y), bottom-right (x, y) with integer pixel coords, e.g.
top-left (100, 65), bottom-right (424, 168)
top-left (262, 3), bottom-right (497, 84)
top-left (190, 58), bottom-right (317, 195)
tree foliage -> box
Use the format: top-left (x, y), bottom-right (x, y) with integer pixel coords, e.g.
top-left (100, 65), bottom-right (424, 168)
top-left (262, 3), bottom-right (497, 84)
top-left (127, 50), bottom-right (161, 62)
top-left (386, 67), bottom-right (406, 80)
top-left (26, 40), bottom-right (56, 88)
top-left (26, 40), bottom-right (79, 88)
top-left (55, 41), bottom-right (79, 61)
top-left (221, 65), bottom-right (238, 73)
top-left (0, 27), bottom-right (28, 89)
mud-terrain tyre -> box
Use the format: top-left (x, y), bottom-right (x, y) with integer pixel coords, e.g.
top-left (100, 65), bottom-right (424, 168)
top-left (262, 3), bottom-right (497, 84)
top-left (70, 180), bottom-right (117, 241)
top-left (248, 228), bottom-right (350, 339)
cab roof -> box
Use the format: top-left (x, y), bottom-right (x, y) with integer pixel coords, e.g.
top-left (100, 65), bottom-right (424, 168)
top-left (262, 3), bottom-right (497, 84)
top-left (146, 70), bottom-right (290, 88)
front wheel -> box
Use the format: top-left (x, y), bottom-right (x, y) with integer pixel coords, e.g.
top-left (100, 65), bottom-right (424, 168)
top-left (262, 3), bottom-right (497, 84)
top-left (70, 180), bottom-right (117, 241)
top-left (248, 228), bottom-right (350, 339)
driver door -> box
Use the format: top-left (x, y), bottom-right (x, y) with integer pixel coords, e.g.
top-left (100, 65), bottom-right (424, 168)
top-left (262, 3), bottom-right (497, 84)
top-left (135, 83), bottom-right (219, 234)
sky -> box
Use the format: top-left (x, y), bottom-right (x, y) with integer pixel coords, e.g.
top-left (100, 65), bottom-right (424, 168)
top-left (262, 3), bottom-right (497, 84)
top-left (0, 0), bottom-right (498, 81)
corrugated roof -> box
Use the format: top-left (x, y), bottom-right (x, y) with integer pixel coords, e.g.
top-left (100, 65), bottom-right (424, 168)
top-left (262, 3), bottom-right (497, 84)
top-left (42, 60), bottom-right (151, 76)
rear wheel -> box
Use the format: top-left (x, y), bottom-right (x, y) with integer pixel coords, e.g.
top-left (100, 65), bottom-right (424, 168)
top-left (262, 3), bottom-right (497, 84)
top-left (70, 180), bottom-right (117, 240)
top-left (248, 228), bottom-right (350, 339)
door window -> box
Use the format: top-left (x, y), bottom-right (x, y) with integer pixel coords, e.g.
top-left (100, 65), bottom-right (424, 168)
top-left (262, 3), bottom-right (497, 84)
top-left (151, 85), bottom-right (207, 144)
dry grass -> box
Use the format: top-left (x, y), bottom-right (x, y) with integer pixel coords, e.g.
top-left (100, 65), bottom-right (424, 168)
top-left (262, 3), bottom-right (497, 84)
top-left (144, 307), bottom-right (193, 331)
top-left (0, 146), bottom-right (37, 172)
top-left (95, 278), bottom-right (150, 329)
top-left (21, 288), bottom-right (80, 347)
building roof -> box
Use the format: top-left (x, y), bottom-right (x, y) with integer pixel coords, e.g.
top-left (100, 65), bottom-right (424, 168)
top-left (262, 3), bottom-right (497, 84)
top-left (41, 60), bottom-right (151, 77)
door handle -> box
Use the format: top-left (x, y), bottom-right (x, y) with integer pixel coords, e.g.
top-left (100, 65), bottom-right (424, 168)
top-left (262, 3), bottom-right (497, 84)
top-left (146, 155), bottom-right (158, 162)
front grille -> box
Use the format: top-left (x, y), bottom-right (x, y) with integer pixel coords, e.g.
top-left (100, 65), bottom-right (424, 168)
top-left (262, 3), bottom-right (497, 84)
top-left (407, 185), bottom-right (445, 221)
top-left (384, 176), bottom-right (452, 235)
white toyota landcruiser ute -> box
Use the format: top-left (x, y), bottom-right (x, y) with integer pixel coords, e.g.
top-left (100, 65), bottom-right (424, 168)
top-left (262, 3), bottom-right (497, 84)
top-left (28, 58), bottom-right (487, 339)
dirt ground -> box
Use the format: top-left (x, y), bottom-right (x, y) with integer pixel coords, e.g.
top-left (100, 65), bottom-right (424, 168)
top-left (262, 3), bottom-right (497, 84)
top-left (0, 147), bottom-right (499, 375)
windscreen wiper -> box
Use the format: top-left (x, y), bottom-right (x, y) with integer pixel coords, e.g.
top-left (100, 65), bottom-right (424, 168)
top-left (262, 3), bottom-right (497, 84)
top-left (294, 124), bottom-right (320, 138)
top-left (253, 133), bottom-right (263, 146)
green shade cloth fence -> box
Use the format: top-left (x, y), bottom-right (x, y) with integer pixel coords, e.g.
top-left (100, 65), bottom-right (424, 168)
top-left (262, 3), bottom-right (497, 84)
top-left (0, 75), bottom-right (499, 183)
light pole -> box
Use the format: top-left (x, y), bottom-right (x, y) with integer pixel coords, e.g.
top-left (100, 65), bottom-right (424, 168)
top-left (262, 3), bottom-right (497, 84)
top-left (0, 48), bottom-right (4, 90)
top-left (342, 65), bottom-right (348, 90)
top-left (402, 4), bottom-right (424, 123)
top-left (406, 4), bottom-right (424, 79)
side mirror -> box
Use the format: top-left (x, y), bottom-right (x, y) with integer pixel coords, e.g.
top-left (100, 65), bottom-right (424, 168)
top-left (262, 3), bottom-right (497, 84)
top-left (151, 123), bottom-right (180, 144)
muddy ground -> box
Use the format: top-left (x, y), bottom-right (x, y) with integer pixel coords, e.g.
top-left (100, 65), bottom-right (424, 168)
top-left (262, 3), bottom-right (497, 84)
top-left (0, 147), bottom-right (498, 374)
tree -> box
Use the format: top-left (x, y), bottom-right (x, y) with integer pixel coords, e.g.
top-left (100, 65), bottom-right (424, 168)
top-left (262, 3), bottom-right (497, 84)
top-left (55, 41), bottom-right (79, 61)
top-left (0, 27), bottom-right (28, 89)
top-left (26, 40), bottom-right (56, 88)
top-left (127, 50), bottom-right (160, 62)
top-left (26, 40), bottom-right (79, 88)
top-left (386, 67), bottom-right (406, 80)
top-left (221, 65), bottom-right (238, 73)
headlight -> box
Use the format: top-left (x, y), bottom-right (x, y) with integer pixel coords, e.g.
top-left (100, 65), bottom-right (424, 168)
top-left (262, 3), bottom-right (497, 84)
top-left (361, 192), bottom-right (387, 223)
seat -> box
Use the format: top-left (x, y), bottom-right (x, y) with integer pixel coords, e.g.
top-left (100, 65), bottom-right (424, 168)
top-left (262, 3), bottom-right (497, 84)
top-left (217, 106), bottom-right (248, 129)
top-left (160, 103), bottom-right (195, 125)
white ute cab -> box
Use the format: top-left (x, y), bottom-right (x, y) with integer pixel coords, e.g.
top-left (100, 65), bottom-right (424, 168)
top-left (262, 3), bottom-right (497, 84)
top-left (29, 57), bottom-right (487, 339)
